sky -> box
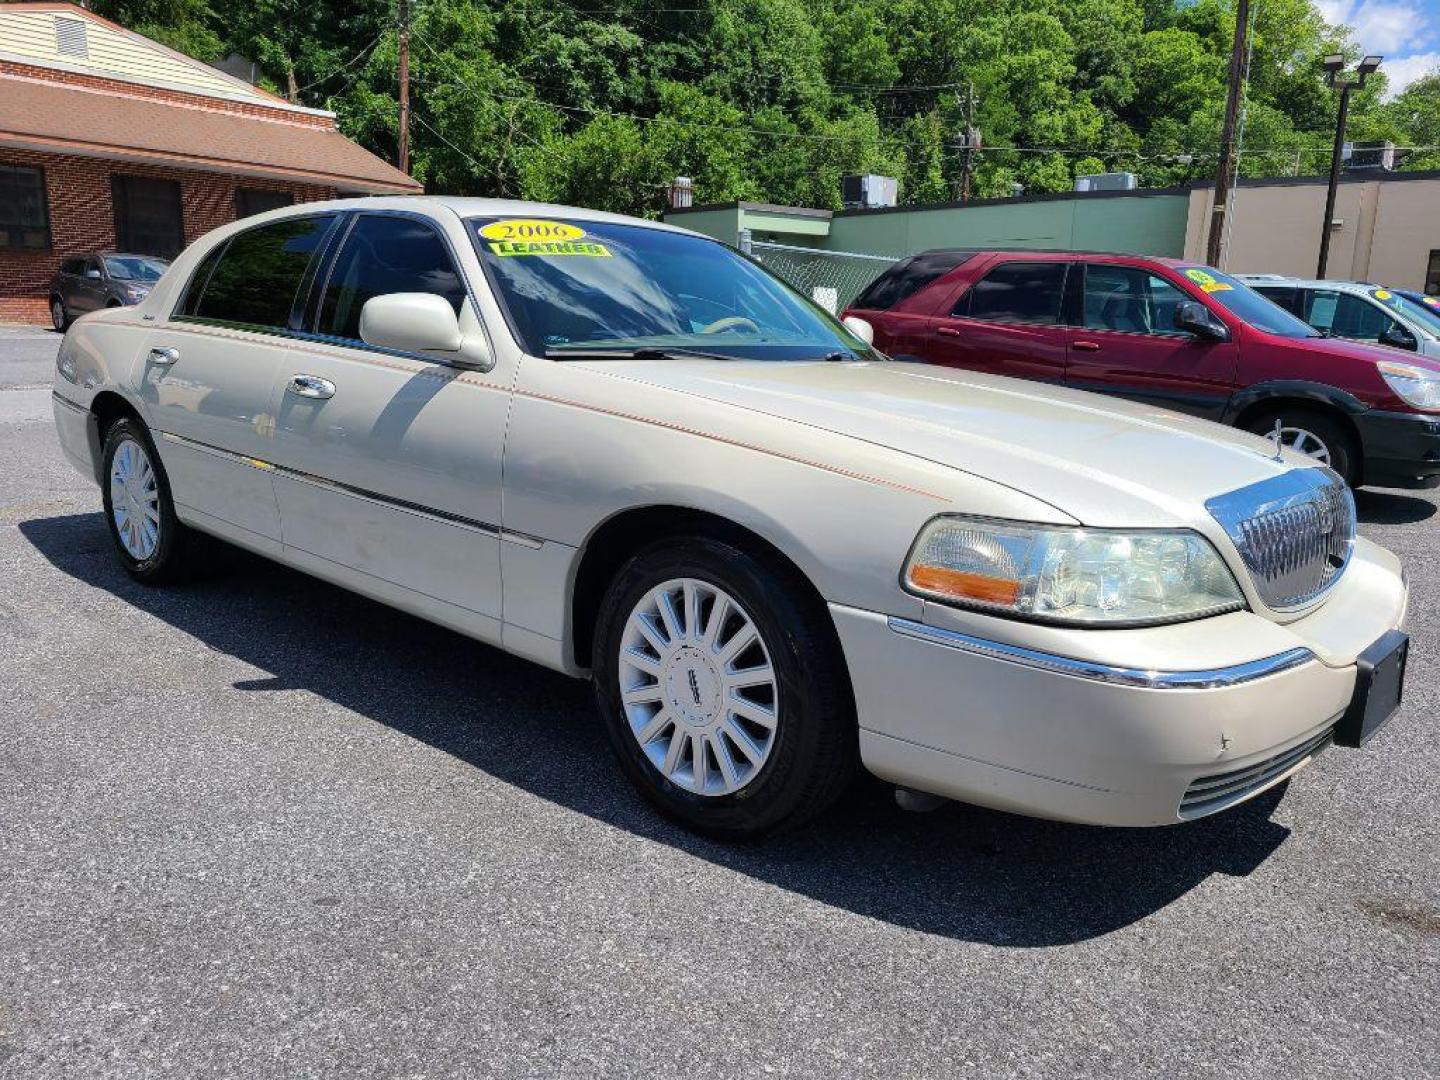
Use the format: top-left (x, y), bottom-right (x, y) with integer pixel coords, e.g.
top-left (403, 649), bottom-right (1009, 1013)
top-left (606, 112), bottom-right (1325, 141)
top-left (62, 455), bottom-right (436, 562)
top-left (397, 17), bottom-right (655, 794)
top-left (1314, 0), bottom-right (1440, 95)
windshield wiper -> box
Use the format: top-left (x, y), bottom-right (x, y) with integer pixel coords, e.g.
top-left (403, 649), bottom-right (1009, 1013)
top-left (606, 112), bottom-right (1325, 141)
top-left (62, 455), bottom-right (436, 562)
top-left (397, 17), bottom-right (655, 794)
top-left (545, 346), bottom-right (741, 362)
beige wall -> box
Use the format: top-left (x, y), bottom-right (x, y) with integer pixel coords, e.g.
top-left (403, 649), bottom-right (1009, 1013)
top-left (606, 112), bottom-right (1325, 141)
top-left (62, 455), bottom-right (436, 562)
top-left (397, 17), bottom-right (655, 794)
top-left (1185, 177), bottom-right (1440, 289)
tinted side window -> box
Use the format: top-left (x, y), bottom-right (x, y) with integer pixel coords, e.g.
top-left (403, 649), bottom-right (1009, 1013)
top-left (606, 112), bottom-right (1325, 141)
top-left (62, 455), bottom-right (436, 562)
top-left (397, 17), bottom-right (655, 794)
top-left (60, 258), bottom-right (85, 275)
top-left (190, 215), bottom-right (333, 330)
top-left (958, 261), bottom-right (1068, 324)
top-left (318, 216), bottom-right (466, 341)
top-left (1303, 290), bottom-right (1394, 341)
top-left (1254, 286), bottom-right (1300, 315)
top-left (851, 250), bottom-right (975, 311)
top-left (1082, 265), bottom-right (1188, 335)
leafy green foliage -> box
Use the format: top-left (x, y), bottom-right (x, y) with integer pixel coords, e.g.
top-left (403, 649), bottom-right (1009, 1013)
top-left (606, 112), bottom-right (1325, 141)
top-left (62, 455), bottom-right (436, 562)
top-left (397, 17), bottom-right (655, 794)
top-left (92, 0), bottom-right (1440, 215)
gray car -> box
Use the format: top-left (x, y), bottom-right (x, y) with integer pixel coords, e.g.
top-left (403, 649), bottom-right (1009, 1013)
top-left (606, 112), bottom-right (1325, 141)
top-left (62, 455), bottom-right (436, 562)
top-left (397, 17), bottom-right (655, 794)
top-left (49, 253), bottom-right (169, 330)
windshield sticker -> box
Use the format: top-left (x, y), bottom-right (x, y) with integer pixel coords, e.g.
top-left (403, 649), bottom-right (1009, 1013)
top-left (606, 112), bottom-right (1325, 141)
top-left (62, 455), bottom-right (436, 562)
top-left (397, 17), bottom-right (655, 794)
top-left (1184, 268), bottom-right (1233, 293)
top-left (479, 219), bottom-right (586, 243)
top-left (488, 239), bottom-right (612, 257)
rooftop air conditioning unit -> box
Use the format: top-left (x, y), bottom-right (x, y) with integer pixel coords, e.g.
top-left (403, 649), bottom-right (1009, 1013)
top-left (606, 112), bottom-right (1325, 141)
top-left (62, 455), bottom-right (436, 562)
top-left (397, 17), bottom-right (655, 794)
top-left (841, 174), bottom-right (898, 209)
top-left (1074, 172), bottom-right (1139, 192)
top-left (1344, 141), bottom-right (1396, 171)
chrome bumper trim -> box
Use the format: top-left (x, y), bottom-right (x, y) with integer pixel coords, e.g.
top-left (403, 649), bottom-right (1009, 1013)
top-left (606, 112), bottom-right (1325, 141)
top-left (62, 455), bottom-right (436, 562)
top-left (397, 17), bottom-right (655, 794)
top-left (886, 617), bottom-right (1315, 689)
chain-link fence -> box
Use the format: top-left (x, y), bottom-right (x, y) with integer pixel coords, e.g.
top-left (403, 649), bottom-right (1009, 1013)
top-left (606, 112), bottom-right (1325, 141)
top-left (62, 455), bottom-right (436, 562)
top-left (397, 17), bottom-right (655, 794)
top-left (744, 236), bottom-right (897, 315)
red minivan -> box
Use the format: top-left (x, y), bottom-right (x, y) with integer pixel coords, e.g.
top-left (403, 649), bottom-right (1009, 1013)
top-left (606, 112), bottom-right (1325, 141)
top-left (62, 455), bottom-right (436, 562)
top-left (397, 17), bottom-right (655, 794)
top-left (843, 250), bottom-right (1440, 488)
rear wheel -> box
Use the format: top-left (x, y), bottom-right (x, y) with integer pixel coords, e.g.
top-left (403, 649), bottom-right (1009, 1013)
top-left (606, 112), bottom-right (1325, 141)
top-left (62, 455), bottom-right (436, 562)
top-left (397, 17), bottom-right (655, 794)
top-left (1243, 406), bottom-right (1358, 486)
top-left (100, 418), bottom-right (209, 583)
top-left (593, 536), bottom-right (857, 839)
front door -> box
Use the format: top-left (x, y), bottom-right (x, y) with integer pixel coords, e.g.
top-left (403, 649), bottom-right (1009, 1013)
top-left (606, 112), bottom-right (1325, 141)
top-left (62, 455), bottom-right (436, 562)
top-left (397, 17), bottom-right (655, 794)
top-left (1063, 263), bottom-right (1238, 419)
top-left (266, 213), bottom-right (509, 626)
top-left (73, 257), bottom-right (109, 314)
top-left (925, 258), bottom-right (1071, 385)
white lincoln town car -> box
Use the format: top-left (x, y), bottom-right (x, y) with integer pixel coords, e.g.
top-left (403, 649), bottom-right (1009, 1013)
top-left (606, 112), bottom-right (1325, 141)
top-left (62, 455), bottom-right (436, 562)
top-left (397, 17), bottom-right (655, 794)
top-left (51, 198), bottom-right (1409, 837)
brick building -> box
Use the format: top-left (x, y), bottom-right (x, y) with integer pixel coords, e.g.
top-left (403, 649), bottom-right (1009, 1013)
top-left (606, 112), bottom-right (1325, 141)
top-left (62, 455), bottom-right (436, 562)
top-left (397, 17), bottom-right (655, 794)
top-left (0, 2), bottom-right (421, 323)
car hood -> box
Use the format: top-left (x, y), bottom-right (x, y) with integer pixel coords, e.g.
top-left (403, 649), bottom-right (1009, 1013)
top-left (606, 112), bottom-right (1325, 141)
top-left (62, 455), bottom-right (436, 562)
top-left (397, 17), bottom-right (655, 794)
top-left (1264, 329), bottom-right (1440, 370)
top-left (583, 358), bottom-right (1301, 526)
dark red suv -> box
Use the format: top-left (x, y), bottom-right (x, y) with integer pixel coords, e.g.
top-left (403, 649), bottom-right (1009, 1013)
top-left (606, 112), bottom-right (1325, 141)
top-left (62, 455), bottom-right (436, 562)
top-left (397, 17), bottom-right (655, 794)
top-left (843, 250), bottom-right (1440, 488)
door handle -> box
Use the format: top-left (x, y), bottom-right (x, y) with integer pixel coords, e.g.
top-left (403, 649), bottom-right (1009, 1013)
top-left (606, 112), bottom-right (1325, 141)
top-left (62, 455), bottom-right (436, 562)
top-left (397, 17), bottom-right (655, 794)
top-left (286, 375), bottom-right (335, 400)
top-left (1072, 340), bottom-right (1101, 351)
top-left (936, 326), bottom-right (963, 337)
top-left (147, 347), bottom-right (180, 366)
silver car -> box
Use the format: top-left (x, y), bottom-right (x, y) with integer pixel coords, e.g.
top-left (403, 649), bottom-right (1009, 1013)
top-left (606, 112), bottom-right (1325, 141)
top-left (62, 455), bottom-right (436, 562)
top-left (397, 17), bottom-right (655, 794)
top-left (50, 198), bottom-right (1410, 837)
top-left (1238, 274), bottom-right (1440, 358)
top-left (49, 252), bottom-right (169, 331)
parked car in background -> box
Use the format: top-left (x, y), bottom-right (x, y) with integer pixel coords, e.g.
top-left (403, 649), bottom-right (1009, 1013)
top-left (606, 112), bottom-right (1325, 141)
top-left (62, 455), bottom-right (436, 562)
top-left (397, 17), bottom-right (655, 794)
top-left (844, 250), bottom-right (1440, 488)
top-left (51, 198), bottom-right (1409, 837)
top-left (1237, 275), bottom-right (1440, 358)
top-left (1392, 288), bottom-right (1440, 315)
top-left (49, 253), bottom-right (169, 330)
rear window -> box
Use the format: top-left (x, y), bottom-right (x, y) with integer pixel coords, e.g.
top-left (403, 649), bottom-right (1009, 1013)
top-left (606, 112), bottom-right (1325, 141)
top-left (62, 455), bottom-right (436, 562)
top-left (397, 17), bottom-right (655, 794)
top-left (851, 250), bottom-right (976, 311)
top-left (956, 261), bottom-right (1069, 325)
top-left (182, 214), bottom-right (334, 331)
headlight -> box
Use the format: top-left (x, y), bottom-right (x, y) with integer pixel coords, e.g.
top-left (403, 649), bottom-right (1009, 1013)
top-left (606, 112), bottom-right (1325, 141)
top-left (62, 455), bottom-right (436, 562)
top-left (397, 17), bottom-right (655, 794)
top-left (902, 516), bottom-right (1245, 626)
top-left (1378, 360), bottom-right (1440, 409)
top-left (121, 284), bottom-right (150, 302)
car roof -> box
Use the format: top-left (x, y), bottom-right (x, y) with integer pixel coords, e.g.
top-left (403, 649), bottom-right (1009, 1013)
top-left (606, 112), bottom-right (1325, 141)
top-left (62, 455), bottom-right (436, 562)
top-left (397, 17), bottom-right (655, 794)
top-left (245, 195), bottom-right (703, 239)
top-left (1234, 274), bottom-right (1379, 292)
top-left (905, 248), bottom-right (1201, 269)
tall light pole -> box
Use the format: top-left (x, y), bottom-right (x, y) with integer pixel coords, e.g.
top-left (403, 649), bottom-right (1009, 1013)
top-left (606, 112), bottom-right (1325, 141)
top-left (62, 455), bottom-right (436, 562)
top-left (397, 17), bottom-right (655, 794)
top-left (1317, 53), bottom-right (1381, 279)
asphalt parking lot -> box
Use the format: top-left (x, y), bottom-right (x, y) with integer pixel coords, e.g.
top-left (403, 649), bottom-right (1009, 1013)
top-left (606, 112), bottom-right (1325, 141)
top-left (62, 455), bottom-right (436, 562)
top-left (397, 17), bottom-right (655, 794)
top-left (1, 323), bottom-right (1437, 1079)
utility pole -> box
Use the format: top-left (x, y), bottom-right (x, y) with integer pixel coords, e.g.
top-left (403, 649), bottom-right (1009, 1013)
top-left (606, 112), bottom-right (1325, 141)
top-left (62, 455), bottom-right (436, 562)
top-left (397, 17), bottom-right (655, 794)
top-left (1317, 54), bottom-right (1382, 278)
top-left (955, 81), bottom-right (980, 202)
top-left (397, 0), bottom-right (411, 175)
top-left (1206, 0), bottom-right (1251, 267)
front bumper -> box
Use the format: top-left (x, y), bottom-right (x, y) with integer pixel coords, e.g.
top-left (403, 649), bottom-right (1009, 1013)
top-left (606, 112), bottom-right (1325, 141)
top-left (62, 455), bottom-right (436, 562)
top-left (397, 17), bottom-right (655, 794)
top-left (832, 538), bottom-right (1408, 826)
top-left (1355, 408), bottom-right (1440, 489)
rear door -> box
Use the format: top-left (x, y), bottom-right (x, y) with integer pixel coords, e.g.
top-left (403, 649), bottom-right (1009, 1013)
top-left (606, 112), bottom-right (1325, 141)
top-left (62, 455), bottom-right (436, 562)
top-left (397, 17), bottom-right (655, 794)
top-left (844, 250), bottom-right (976, 360)
top-left (1063, 262), bottom-right (1238, 419)
top-left (139, 212), bottom-right (338, 546)
top-left (925, 258), bottom-right (1071, 383)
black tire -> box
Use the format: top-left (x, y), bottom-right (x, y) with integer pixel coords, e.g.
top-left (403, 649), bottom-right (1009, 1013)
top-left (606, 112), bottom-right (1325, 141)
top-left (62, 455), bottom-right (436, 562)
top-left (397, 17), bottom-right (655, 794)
top-left (1242, 406), bottom-right (1359, 486)
top-left (100, 418), bottom-right (210, 584)
top-left (593, 535), bottom-right (858, 840)
top-left (50, 296), bottom-right (69, 332)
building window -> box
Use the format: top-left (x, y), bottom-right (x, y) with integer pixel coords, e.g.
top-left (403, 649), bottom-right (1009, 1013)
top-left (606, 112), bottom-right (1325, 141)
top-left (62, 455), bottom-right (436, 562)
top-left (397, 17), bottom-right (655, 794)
top-left (1427, 251), bottom-right (1440, 297)
top-left (0, 165), bottom-right (51, 251)
top-left (112, 175), bottom-right (184, 258)
top-left (236, 188), bottom-right (295, 219)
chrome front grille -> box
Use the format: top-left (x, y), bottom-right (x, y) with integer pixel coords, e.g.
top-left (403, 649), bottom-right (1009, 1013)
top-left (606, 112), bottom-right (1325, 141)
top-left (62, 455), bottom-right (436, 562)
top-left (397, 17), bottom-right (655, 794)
top-left (1205, 468), bottom-right (1356, 610)
top-left (1179, 727), bottom-right (1333, 820)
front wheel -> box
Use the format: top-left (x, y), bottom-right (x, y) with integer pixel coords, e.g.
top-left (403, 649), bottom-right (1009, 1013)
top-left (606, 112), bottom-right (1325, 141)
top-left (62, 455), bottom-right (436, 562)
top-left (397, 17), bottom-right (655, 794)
top-left (1243, 407), bottom-right (1358, 486)
top-left (50, 296), bottom-right (68, 332)
top-left (593, 536), bottom-right (858, 839)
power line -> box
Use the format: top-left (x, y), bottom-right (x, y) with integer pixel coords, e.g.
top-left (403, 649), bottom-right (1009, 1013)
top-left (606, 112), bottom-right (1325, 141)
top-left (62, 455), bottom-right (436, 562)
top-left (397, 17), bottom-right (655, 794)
top-left (293, 28), bottom-right (387, 95)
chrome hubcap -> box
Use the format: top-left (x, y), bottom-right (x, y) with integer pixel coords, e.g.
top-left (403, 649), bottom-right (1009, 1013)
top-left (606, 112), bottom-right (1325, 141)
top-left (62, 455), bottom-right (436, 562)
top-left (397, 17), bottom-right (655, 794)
top-left (1279, 426), bottom-right (1331, 464)
top-left (109, 438), bottom-right (161, 561)
top-left (618, 578), bottom-right (779, 797)
top-left (51, 300), bottom-right (64, 328)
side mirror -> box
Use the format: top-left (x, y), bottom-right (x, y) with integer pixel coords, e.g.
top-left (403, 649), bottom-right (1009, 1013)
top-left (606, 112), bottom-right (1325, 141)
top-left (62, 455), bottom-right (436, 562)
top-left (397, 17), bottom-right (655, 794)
top-left (85, 267), bottom-right (102, 280)
top-left (359, 292), bottom-right (493, 371)
top-left (842, 315), bottom-right (874, 346)
top-left (1380, 324), bottom-right (1418, 352)
top-left (1174, 300), bottom-right (1230, 342)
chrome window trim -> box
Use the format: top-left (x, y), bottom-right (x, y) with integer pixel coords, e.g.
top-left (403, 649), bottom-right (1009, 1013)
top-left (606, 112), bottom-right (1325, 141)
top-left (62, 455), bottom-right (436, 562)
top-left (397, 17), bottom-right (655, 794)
top-left (886, 616), bottom-right (1315, 689)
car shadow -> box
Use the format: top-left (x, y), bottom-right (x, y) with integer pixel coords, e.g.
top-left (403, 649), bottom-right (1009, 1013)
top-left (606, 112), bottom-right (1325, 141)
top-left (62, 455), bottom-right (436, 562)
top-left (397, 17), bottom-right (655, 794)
top-left (1355, 489), bottom-right (1437, 525)
top-left (19, 512), bottom-right (1294, 948)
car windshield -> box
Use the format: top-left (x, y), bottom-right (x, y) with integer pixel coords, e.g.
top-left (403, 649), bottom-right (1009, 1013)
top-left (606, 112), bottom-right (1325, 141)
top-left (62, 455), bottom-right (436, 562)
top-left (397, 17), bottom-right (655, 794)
top-left (1176, 266), bottom-right (1320, 338)
top-left (104, 256), bottom-right (168, 282)
top-left (1373, 288), bottom-right (1440, 338)
top-left (469, 217), bottom-right (874, 361)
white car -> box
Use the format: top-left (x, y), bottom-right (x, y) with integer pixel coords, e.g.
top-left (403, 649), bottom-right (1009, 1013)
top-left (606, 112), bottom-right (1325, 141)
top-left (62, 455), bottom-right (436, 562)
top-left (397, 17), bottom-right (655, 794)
top-left (51, 198), bottom-right (1410, 837)
top-left (1237, 274), bottom-right (1440, 358)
